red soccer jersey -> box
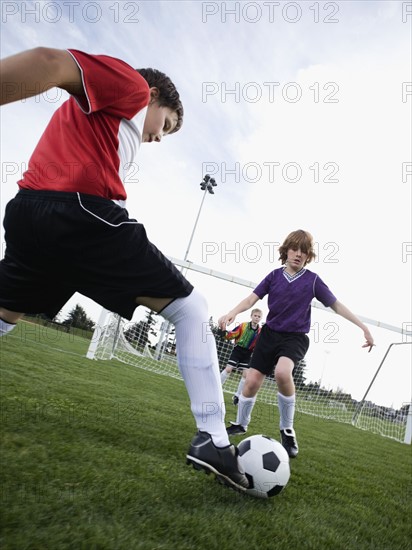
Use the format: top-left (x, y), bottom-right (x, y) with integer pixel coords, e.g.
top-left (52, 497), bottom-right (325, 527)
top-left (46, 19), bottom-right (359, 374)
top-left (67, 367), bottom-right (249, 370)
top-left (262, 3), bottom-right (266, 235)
top-left (18, 49), bottom-right (150, 201)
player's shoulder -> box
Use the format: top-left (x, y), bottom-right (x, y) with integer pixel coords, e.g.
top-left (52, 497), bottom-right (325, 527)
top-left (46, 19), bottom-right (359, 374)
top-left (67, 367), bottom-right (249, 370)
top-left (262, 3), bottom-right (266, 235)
top-left (263, 267), bottom-right (281, 278)
top-left (69, 49), bottom-right (146, 85)
top-left (303, 269), bottom-right (329, 289)
top-left (304, 268), bottom-right (321, 280)
top-left (270, 267), bottom-right (283, 279)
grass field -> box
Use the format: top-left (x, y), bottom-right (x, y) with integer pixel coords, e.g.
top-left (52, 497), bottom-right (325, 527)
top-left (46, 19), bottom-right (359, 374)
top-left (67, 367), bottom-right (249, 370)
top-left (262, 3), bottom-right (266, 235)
top-left (1, 323), bottom-right (411, 550)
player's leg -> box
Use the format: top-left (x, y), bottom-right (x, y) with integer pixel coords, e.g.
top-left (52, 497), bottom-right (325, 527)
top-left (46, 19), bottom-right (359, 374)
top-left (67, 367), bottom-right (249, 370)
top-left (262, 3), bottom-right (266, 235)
top-left (275, 357), bottom-right (299, 458)
top-left (227, 367), bottom-right (266, 435)
top-left (231, 368), bottom-right (244, 405)
top-left (138, 291), bottom-right (229, 444)
top-left (275, 356), bottom-right (299, 458)
top-left (227, 324), bottom-right (276, 436)
top-left (0, 308), bottom-right (23, 336)
top-left (220, 363), bottom-right (234, 384)
top-left (230, 348), bottom-right (251, 404)
top-left (274, 334), bottom-right (309, 458)
top-left (221, 345), bottom-right (243, 385)
top-left (67, 199), bottom-right (248, 491)
top-left (134, 296), bottom-right (173, 312)
top-left (275, 356), bottom-right (296, 428)
top-left (233, 359), bottom-right (250, 404)
top-left (2, 193), bottom-right (245, 490)
top-left (137, 292), bottom-right (249, 491)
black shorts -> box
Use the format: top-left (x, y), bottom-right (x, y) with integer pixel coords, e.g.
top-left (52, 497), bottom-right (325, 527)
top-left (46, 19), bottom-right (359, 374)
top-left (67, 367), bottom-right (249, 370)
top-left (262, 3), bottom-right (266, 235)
top-left (249, 324), bottom-right (309, 376)
top-left (227, 346), bottom-right (253, 368)
top-left (0, 190), bottom-right (193, 319)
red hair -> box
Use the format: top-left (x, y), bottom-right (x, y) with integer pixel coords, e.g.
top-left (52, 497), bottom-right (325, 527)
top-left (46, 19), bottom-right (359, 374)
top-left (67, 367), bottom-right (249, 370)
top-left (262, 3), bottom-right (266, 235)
top-left (278, 230), bottom-right (316, 265)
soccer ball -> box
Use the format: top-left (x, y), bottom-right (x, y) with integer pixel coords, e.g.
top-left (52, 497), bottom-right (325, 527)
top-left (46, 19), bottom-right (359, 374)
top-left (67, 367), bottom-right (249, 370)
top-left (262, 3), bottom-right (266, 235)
top-left (238, 434), bottom-right (290, 499)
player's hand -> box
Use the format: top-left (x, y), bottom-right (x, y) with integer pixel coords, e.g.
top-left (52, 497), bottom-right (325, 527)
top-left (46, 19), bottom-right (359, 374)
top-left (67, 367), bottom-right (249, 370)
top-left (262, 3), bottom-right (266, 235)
top-left (215, 328), bottom-right (227, 338)
top-left (218, 313), bottom-right (235, 330)
top-left (362, 329), bottom-right (375, 352)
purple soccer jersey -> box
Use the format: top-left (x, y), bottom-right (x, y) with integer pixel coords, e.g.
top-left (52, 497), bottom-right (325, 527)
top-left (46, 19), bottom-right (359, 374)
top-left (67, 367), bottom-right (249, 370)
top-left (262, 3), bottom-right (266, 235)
top-left (254, 268), bottom-right (337, 333)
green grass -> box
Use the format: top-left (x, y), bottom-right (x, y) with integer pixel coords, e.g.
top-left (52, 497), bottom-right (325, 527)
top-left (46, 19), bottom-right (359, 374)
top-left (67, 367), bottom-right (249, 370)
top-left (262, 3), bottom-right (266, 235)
top-left (1, 323), bottom-right (411, 550)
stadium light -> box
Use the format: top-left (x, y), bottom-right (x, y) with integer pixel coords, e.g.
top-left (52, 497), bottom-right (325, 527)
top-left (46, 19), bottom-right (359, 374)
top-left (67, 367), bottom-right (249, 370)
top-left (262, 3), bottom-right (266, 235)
top-left (184, 174), bottom-right (217, 263)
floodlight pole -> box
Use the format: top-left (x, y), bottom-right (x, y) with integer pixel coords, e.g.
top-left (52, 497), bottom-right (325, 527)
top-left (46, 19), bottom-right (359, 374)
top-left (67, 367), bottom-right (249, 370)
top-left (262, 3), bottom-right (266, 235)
top-left (183, 187), bottom-right (208, 263)
top-left (183, 174), bottom-right (217, 265)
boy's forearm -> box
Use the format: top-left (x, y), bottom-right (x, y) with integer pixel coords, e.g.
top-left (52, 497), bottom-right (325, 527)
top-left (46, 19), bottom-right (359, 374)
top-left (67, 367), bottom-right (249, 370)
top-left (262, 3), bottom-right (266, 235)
top-left (229, 294), bottom-right (259, 317)
top-left (1, 47), bottom-right (82, 105)
top-left (228, 302), bottom-right (248, 318)
top-left (331, 299), bottom-right (374, 350)
top-left (331, 300), bottom-right (367, 331)
top-left (219, 293), bottom-right (259, 329)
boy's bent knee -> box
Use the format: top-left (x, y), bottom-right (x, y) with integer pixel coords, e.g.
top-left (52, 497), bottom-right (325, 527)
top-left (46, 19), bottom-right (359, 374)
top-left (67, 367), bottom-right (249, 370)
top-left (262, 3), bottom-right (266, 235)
top-left (161, 288), bottom-right (208, 324)
top-left (0, 318), bottom-right (18, 336)
top-left (0, 308), bottom-right (24, 324)
top-left (275, 370), bottom-right (293, 386)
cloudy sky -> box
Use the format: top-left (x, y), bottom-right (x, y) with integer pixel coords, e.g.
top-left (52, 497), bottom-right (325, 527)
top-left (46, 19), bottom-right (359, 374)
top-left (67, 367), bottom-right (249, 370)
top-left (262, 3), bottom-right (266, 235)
top-left (1, 1), bottom-right (411, 407)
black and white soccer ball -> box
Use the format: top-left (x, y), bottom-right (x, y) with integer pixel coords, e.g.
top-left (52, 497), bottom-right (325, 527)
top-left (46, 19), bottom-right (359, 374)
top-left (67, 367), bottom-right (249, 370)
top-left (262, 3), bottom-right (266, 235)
top-left (238, 434), bottom-right (290, 498)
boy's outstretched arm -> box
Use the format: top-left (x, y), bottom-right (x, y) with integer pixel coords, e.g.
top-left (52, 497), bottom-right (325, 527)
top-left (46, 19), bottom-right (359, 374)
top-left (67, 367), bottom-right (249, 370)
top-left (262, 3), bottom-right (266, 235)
top-left (330, 300), bottom-right (375, 351)
top-left (219, 293), bottom-right (260, 330)
top-left (1, 47), bottom-right (83, 106)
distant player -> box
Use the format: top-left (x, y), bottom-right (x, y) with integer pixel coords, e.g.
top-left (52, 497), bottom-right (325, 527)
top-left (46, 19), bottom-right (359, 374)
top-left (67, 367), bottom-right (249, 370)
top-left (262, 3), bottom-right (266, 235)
top-left (219, 229), bottom-right (374, 458)
top-left (220, 309), bottom-right (262, 405)
top-left (0, 47), bottom-right (248, 492)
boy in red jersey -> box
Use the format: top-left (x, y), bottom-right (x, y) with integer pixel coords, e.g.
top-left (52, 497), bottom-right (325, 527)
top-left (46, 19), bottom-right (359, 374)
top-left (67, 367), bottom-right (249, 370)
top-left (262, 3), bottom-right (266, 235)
top-left (0, 48), bottom-right (248, 492)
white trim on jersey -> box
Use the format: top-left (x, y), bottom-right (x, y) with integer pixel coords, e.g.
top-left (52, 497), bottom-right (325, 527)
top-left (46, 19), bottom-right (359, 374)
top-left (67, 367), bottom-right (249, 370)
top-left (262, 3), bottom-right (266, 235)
top-left (66, 50), bottom-right (91, 114)
top-left (115, 107), bottom-right (147, 207)
top-left (312, 274), bottom-right (318, 298)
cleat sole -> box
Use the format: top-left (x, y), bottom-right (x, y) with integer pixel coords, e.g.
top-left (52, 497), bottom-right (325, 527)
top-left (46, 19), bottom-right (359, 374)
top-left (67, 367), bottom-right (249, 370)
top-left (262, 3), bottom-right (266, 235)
top-left (186, 455), bottom-right (248, 493)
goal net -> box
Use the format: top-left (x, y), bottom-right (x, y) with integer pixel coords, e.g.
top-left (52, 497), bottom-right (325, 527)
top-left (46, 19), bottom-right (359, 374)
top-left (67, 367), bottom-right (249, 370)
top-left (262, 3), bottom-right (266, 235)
top-left (87, 258), bottom-right (412, 444)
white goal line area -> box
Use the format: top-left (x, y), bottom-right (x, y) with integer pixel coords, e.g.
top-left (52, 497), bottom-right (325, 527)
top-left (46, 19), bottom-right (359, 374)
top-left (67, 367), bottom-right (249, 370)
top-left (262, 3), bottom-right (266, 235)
top-left (87, 258), bottom-right (412, 444)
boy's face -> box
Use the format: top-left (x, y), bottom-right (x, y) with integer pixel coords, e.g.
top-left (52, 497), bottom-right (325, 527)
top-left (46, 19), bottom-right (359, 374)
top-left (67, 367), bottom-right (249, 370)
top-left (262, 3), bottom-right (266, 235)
top-left (143, 88), bottom-right (178, 143)
top-left (251, 312), bottom-right (262, 325)
top-left (286, 247), bottom-right (308, 270)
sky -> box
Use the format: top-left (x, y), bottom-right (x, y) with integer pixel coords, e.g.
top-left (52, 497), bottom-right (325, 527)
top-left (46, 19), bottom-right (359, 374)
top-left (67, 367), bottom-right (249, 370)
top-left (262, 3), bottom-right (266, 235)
top-left (1, 0), bottom-right (411, 408)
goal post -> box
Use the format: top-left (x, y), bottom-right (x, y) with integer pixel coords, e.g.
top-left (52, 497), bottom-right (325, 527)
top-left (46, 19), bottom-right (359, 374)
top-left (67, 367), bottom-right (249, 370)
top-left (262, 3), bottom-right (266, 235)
top-left (405, 405), bottom-right (412, 445)
top-left (351, 342), bottom-right (412, 444)
top-left (86, 259), bottom-right (412, 444)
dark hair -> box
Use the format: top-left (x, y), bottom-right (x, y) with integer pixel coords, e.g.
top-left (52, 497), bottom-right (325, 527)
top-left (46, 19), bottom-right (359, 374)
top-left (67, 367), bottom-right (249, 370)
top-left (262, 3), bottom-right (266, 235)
top-left (136, 68), bottom-right (183, 133)
top-left (278, 229), bottom-right (316, 265)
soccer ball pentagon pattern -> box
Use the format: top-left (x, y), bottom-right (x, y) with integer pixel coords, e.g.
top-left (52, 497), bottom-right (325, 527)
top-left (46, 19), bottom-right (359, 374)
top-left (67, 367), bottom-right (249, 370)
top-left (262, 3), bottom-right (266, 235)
top-left (238, 434), bottom-right (290, 498)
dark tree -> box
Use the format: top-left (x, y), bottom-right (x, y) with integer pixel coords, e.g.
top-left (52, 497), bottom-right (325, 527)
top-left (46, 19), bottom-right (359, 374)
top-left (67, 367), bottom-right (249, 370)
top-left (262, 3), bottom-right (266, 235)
top-left (145, 310), bottom-right (158, 338)
top-left (62, 304), bottom-right (95, 331)
top-left (124, 310), bottom-right (158, 349)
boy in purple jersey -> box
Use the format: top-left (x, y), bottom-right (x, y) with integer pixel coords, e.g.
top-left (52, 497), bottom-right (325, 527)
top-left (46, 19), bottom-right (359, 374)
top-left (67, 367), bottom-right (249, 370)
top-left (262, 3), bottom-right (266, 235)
top-left (218, 229), bottom-right (374, 458)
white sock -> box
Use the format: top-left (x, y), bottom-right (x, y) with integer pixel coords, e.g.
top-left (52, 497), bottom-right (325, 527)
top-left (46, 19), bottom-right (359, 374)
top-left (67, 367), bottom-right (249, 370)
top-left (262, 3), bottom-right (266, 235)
top-left (161, 289), bottom-right (229, 448)
top-left (235, 377), bottom-right (246, 397)
top-left (0, 318), bottom-right (16, 337)
top-left (236, 394), bottom-right (256, 428)
top-left (278, 392), bottom-right (296, 430)
top-left (220, 369), bottom-right (229, 384)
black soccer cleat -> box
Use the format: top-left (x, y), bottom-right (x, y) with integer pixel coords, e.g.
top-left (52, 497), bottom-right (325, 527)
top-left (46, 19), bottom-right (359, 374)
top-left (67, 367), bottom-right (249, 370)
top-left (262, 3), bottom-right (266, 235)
top-left (232, 394), bottom-right (239, 406)
top-left (186, 431), bottom-right (249, 492)
top-left (226, 422), bottom-right (247, 436)
top-left (280, 428), bottom-right (299, 458)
